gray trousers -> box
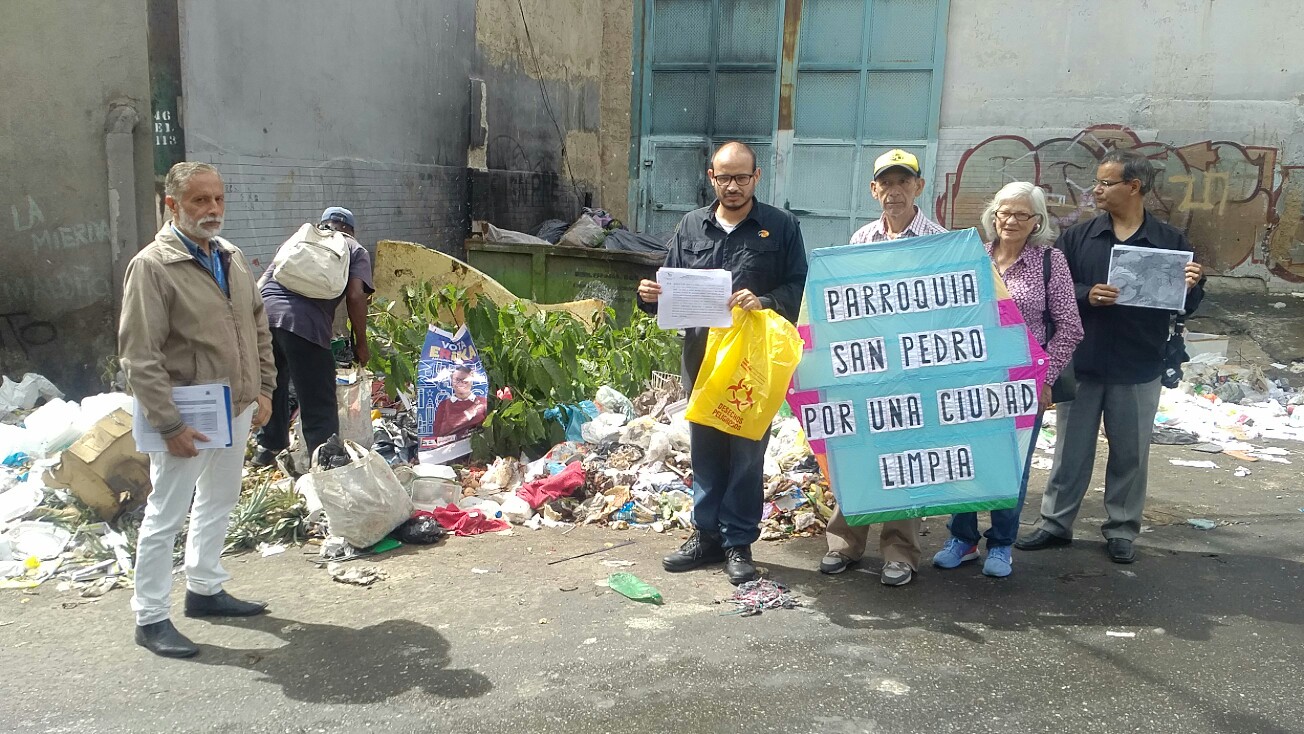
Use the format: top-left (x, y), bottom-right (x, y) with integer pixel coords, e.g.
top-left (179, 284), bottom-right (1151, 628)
top-left (1036, 377), bottom-right (1163, 541)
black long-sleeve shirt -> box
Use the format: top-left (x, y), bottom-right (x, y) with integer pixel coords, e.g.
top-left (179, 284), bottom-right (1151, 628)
top-left (639, 199), bottom-right (808, 387)
top-left (1057, 212), bottom-right (1205, 384)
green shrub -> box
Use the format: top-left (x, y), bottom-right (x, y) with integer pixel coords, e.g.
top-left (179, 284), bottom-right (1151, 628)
top-left (367, 283), bottom-right (681, 459)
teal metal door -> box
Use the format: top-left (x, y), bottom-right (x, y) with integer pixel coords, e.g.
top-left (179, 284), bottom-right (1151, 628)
top-left (636, 0), bottom-right (783, 235)
top-left (635, 0), bottom-right (949, 249)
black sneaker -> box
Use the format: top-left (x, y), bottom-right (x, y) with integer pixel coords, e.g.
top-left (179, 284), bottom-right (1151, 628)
top-left (662, 531), bottom-right (725, 573)
top-left (724, 545), bottom-right (759, 585)
top-left (248, 446), bottom-right (277, 468)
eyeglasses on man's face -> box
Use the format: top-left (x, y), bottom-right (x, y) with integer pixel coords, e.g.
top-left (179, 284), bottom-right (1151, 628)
top-left (711, 174), bottom-right (754, 186)
top-left (1091, 178), bottom-right (1131, 190)
top-left (994, 211), bottom-right (1038, 223)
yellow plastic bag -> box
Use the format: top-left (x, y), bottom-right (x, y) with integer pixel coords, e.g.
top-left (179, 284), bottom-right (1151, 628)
top-left (685, 307), bottom-right (803, 440)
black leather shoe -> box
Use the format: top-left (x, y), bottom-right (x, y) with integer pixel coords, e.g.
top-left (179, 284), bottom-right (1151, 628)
top-left (1106, 538), bottom-right (1136, 564)
top-left (662, 531), bottom-right (726, 573)
top-left (184, 590), bottom-right (269, 618)
top-left (724, 545), bottom-right (759, 585)
top-left (1014, 528), bottom-right (1072, 551)
top-left (135, 619), bottom-right (199, 658)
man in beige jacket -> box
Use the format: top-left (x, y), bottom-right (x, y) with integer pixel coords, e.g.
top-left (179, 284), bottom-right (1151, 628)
top-left (119, 161), bottom-right (276, 657)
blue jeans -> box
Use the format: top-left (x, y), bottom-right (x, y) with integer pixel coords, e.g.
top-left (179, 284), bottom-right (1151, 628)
top-left (948, 410), bottom-right (1045, 548)
top-left (689, 422), bottom-right (770, 547)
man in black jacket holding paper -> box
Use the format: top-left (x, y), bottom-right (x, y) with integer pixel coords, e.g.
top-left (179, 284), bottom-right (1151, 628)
top-left (1017, 149), bottom-right (1205, 563)
top-left (637, 141), bottom-right (808, 584)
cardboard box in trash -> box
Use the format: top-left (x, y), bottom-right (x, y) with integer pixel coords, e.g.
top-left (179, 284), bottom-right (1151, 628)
top-left (43, 409), bottom-right (151, 521)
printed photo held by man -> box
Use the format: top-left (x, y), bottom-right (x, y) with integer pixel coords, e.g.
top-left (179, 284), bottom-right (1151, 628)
top-left (118, 162), bottom-right (277, 658)
top-left (1016, 149), bottom-right (1205, 564)
top-left (818, 149), bottom-right (947, 588)
top-left (637, 141), bottom-right (808, 585)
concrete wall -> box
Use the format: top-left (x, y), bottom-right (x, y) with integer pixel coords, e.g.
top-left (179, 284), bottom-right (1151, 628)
top-left (933, 0), bottom-right (1304, 289)
top-left (180, 0), bottom-right (476, 266)
top-left (0, 2), bottom-right (155, 397)
top-left (470, 0), bottom-right (599, 233)
top-left (181, 0), bottom-right (634, 264)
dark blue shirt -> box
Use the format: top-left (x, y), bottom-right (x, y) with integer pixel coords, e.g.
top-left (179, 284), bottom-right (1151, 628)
top-left (1056, 212), bottom-right (1205, 384)
top-left (639, 199), bottom-right (808, 386)
top-left (173, 225), bottom-right (229, 298)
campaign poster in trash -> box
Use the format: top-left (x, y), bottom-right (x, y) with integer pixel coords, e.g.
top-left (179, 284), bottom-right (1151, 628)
top-left (416, 324), bottom-right (489, 462)
top-left (788, 228), bottom-right (1048, 525)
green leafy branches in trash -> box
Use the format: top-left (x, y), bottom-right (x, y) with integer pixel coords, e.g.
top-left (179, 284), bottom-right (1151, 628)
top-left (367, 283), bottom-right (681, 459)
top-left (224, 478), bottom-right (308, 555)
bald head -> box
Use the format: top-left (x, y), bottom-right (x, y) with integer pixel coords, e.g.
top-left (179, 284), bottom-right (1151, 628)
top-left (711, 141), bottom-right (757, 171)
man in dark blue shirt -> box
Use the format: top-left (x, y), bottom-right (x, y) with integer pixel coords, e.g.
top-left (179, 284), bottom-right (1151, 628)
top-left (638, 141), bottom-right (808, 584)
top-left (1017, 149), bottom-right (1205, 564)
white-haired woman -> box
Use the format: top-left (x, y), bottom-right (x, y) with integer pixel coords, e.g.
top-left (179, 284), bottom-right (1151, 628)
top-left (933, 182), bottom-right (1084, 577)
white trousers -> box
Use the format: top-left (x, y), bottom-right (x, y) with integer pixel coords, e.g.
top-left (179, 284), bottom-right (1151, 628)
top-left (132, 404), bottom-right (255, 625)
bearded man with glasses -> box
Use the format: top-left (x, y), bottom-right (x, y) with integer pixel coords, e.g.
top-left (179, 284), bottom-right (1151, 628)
top-left (637, 141), bottom-right (808, 585)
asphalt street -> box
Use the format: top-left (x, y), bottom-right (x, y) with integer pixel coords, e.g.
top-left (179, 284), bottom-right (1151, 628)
top-left (1, 434), bottom-right (1301, 734)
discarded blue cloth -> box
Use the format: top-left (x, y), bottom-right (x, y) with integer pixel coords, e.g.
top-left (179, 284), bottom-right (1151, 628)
top-left (543, 402), bottom-right (599, 443)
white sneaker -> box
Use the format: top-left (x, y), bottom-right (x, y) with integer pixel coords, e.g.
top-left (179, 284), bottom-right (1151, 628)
top-left (880, 561), bottom-right (914, 586)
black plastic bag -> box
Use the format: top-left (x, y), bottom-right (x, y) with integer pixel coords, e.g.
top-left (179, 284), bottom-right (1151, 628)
top-left (313, 434), bottom-right (353, 470)
top-left (393, 515), bottom-right (447, 544)
top-left (1161, 319), bottom-right (1189, 389)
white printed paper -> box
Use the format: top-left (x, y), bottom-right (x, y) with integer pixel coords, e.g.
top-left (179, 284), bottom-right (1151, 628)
top-left (134, 384), bottom-right (233, 453)
top-left (898, 326), bottom-right (988, 370)
top-left (936, 380), bottom-right (1039, 425)
top-left (865, 394), bottom-right (925, 433)
top-left (878, 445), bottom-right (976, 490)
top-left (831, 337), bottom-right (889, 377)
top-left (1107, 245), bottom-right (1193, 311)
top-left (800, 400), bottom-right (857, 441)
top-left (823, 270), bottom-right (979, 323)
top-left (656, 268), bottom-right (734, 329)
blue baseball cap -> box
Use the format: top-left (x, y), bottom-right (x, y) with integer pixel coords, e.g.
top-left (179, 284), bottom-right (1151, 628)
top-left (320, 206), bottom-right (356, 230)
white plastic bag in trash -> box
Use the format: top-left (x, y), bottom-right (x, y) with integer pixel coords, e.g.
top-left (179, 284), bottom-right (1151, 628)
top-left (22, 398), bottom-right (82, 458)
top-left (307, 440), bottom-right (412, 548)
top-left (581, 412), bottom-right (626, 444)
top-left (559, 214), bottom-right (605, 248)
top-left (0, 373), bottom-right (63, 417)
top-left (485, 223), bottom-right (551, 246)
top-left (336, 368), bottom-right (373, 449)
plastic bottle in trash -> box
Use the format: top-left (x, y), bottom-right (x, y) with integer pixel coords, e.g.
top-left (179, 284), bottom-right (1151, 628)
top-left (608, 572), bottom-right (662, 604)
top-left (612, 500), bottom-right (637, 523)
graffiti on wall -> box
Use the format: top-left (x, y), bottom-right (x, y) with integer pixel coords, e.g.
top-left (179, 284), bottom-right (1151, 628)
top-left (935, 125), bottom-right (1304, 283)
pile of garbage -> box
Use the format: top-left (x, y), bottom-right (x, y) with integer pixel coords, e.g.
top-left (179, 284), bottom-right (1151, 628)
top-left (1157, 354), bottom-right (1304, 445)
top-left (1026, 354), bottom-right (1304, 477)
top-left (419, 378), bottom-right (834, 541)
top-left (1, 371), bottom-right (313, 596)
top-left (2, 374), bottom-right (146, 595)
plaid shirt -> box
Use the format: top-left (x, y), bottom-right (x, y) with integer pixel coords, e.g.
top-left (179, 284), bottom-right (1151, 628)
top-left (851, 206), bottom-right (947, 243)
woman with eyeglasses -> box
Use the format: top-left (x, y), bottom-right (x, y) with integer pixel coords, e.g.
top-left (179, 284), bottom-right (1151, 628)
top-left (932, 181), bottom-right (1084, 577)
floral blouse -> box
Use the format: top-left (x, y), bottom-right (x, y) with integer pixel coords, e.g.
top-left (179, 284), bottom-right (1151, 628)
top-left (985, 242), bottom-right (1084, 385)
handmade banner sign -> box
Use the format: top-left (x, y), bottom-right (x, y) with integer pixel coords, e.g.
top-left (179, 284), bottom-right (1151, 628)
top-left (789, 228), bottom-right (1048, 525)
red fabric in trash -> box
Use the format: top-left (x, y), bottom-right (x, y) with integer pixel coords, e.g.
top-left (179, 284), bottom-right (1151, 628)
top-left (516, 462), bottom-right (586, 509)
top-left (425, 506), bottom-right (510, 537)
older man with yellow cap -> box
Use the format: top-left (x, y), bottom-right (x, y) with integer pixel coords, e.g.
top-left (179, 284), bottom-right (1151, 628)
top-left (817, 149), bottom-right (947, 587)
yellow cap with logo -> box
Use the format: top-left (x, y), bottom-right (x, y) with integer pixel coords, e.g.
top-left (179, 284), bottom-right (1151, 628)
top-left (872, 149), bottom-right (921, 179)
